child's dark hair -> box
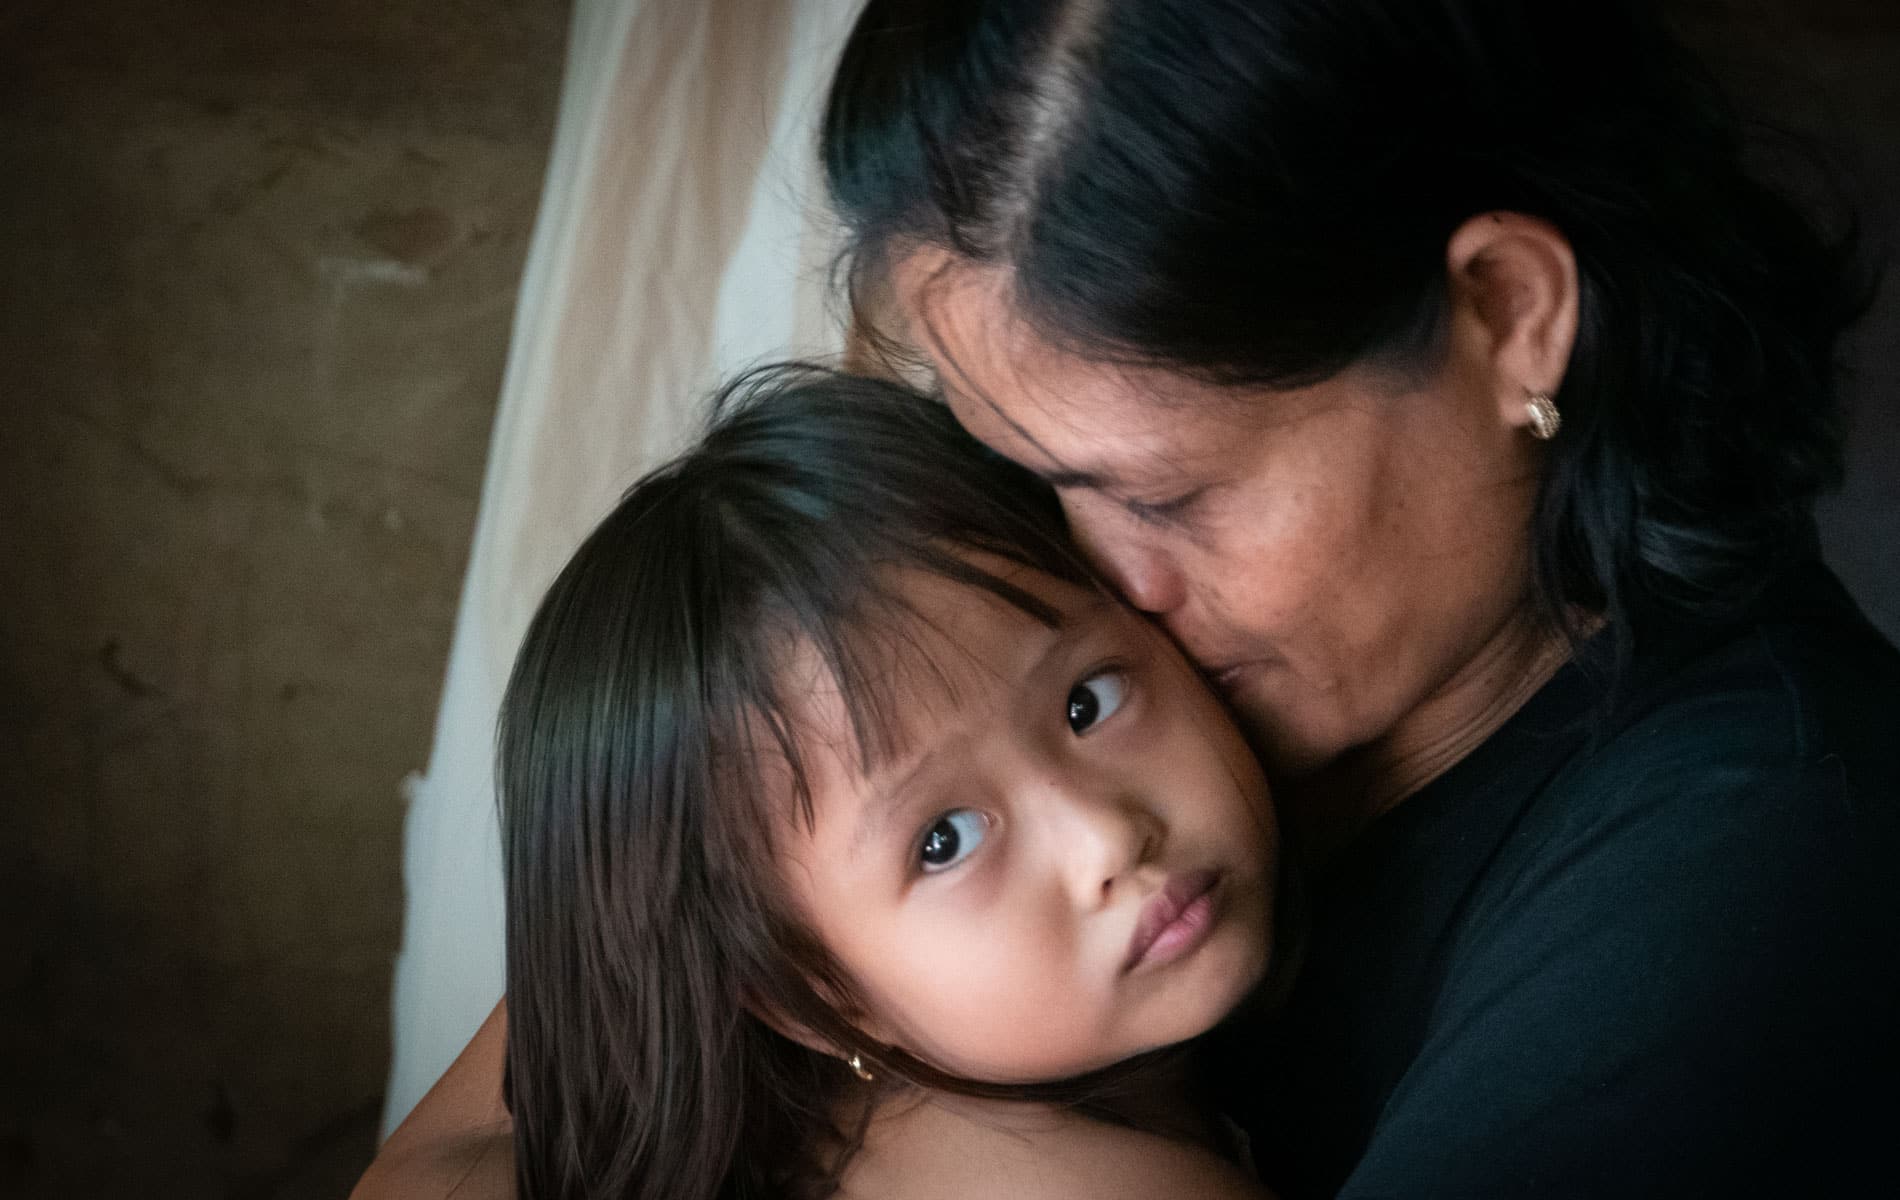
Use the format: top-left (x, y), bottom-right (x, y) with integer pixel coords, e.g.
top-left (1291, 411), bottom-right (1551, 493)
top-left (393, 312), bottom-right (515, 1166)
top-left (498, 364), bottom-right (1119, 1199)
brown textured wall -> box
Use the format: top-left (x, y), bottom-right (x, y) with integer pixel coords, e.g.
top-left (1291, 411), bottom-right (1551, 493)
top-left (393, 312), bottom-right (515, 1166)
top-left (0, 1), bottom-right (565, 1196)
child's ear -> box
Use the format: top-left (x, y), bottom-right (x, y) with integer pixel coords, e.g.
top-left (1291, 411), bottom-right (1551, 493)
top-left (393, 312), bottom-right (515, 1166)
top-left (743, 987), bottom-right (894, 1064)
top-left (747, 997), bottom-right (832, 1055)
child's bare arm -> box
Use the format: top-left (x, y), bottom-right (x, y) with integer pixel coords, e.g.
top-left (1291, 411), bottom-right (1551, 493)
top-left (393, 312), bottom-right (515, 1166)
top-left (350, 1000), bottom-right (514, 1200)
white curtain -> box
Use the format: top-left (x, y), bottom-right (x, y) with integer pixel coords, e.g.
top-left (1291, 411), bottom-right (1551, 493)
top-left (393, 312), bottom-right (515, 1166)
top-left (381, 0), bottom-right (857, 1133)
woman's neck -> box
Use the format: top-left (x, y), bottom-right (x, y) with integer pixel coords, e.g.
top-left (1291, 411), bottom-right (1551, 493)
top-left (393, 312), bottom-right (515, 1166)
top-left (1281, 605), bottom-right (1581, 868)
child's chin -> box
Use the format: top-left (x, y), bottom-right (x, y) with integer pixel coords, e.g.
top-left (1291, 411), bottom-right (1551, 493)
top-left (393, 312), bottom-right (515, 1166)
top-left (1171, 931), bottom-right (1274, 1033)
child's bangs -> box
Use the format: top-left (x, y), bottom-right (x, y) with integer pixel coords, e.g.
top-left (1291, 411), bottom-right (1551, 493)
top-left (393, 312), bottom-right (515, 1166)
top-left (676, 362), bottom-right (1100, 827)
top-left (501, 360), bottom-right (1104, 934)
top-left (724, 542), bottom-right (1074, 841)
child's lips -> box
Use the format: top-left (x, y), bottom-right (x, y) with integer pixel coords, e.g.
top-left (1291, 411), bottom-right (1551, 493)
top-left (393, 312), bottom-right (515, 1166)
top-left (1123, 868), bottom-right (1222, 973)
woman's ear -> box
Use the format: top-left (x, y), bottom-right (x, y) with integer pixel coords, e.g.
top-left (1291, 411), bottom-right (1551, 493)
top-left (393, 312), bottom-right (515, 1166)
top-left (1443, 212), bottom-right (1580, 432)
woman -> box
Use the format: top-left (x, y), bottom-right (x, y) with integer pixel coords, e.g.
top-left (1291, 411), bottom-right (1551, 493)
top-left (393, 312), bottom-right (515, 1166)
top-left (357, 0), bottom-right (1899, 1195)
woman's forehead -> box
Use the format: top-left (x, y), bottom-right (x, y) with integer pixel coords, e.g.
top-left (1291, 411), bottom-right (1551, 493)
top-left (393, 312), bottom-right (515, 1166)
top-left (893, 251), bottom-right (1253, 481)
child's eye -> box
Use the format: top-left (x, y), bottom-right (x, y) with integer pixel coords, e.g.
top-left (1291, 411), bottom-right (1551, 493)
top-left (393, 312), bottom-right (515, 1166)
top-left (1067, 670), bottom-right (1128, 734)
top-left (918, 809), bottom-right (988, 873)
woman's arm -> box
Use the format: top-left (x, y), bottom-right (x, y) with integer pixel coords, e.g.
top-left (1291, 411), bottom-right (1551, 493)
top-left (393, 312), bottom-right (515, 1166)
top-left (350, 1000), bottom-right (515, 1200)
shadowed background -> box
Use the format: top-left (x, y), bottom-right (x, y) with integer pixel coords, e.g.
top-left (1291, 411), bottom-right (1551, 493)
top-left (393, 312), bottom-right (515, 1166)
top-left (1, 1), bottom-right (566, 1195)
top-left (0, 2), bottom-right (1892, 1198)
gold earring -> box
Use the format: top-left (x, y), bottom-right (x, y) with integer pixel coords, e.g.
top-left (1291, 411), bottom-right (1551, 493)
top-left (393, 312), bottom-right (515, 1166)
top-left (1525, 389), bottom-right (1561, 441)
top-left (848, 1054), bottom-right (875, 1082)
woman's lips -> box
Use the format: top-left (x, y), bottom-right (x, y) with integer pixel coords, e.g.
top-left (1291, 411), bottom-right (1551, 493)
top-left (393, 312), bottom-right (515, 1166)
top-left (1204, 659), bottom-right (1265, 697)
top-left (1124, 869), bottom-right (1222, 973)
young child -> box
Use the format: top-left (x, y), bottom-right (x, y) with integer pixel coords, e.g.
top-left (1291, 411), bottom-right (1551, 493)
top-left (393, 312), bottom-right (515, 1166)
top-left (500, 364), bottom-right (1283, 1199)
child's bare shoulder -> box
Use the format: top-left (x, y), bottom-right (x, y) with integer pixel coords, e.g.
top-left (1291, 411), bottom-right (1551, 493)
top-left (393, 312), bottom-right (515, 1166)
top-left (838, 1094), bottom-right (1272, 1200)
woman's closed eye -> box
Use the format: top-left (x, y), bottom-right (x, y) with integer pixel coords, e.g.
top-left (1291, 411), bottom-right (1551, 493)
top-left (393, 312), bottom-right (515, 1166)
top-left (1123, 486), bottom-right (1206, 526)
top-left (918, 809), bottom-right (989, 873)
top-left (1067, 669), bottom-right (1129, 734)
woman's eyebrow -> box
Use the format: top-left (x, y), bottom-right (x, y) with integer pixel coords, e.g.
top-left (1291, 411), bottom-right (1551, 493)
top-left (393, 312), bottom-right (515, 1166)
top-left (1036, 464), bottom-right (1114, 492)
top-left (937, 374), bottom-right (1122, 494)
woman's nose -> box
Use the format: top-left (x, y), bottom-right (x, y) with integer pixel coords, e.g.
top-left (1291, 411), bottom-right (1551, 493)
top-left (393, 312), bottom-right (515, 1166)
top-left (1073, 521), bottom-right (1189, 616)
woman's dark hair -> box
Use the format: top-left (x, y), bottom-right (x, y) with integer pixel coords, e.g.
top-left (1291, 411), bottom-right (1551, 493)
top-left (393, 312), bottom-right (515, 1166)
top-left (822, 0), bottom-right (1872, 648)
top-left (499, 364), bottom-right (1132, 1199)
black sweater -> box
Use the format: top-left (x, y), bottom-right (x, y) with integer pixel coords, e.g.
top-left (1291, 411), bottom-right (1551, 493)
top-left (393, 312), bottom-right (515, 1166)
top-left (1246, 561), bottom-right (1900, 1198)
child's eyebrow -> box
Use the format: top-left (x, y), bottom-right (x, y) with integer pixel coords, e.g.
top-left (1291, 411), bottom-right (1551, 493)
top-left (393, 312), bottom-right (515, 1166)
top-left (845, 601), bottom-right (1109, 861)
top-left (848, 741), bottom-right (946, 860)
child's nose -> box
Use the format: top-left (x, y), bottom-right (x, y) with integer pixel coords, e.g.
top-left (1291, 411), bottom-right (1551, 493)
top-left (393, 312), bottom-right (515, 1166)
top-left (1051, 785), bottom-right (1163, 908)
